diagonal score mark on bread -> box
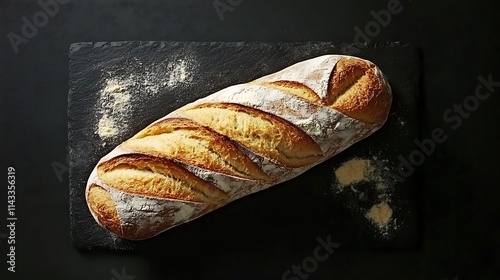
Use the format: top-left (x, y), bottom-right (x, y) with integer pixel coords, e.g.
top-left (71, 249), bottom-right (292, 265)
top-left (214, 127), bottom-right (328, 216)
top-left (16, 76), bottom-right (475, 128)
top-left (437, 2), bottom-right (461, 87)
top-left (326, 57), bottom-right (391, 124)
top-left (326, 57), bottom-right (369, 105)
top-left (120, 118), bottom-right (271, 181)
top-left (97, 154), bottom-right (230, 205)
top-left (178, 103), bottom-right (324, 168)
top-left (87, 184), bottom-right (123, 236)
top-left (258, 81), bottom-right (322, 105)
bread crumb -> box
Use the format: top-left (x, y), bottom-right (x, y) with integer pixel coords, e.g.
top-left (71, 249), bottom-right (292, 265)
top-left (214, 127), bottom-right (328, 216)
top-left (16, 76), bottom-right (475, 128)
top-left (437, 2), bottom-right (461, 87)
top-left (335, 159), bottom-right (374, 187)
top-left (366, 202), bottom-right (393, 228)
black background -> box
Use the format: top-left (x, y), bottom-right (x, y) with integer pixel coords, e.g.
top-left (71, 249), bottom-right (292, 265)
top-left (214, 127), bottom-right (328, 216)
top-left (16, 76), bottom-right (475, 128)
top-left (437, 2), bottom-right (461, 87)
top-left (1, 0), bottom-right (499, 279)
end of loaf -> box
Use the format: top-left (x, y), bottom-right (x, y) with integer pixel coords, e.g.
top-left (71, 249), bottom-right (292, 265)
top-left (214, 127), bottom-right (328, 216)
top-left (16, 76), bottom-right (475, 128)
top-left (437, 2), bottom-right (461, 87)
top-left (87, 184), bottom-right (123, 237)
top-left (328, 57), bottom-right (392, 126)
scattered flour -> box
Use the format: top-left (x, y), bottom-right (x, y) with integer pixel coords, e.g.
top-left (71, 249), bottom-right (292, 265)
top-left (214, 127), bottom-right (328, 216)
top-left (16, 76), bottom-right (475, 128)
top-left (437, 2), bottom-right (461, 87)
top-left (95, 57), bottom-right (198, 141)
top-left (97, 114), bottom-right (119, 139)
top-left (333, 157), bottom-right (399, 237)
top-left (95, 78), bottom-right (133, 140)
top-left (334, 159), bottom-right (375, 188)
top-left (167, 59), bottom-right (193, 87)
top-left (366, 202), bottom-right (393, 229)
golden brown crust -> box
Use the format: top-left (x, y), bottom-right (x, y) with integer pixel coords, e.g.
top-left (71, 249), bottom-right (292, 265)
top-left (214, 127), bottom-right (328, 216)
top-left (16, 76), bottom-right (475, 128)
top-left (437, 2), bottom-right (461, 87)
top-left (87, 184), bottom-right (122, 235)
top-left (179, 103), bottom-right (324, 167)
top-left (121, 118), bottom-right (271, 181)
top-left (327, 57), bottom-right (392, 124)
top-left (97, 154), bottom-right (230, 205)
top-left (254, 80), bottom-right (322, 104)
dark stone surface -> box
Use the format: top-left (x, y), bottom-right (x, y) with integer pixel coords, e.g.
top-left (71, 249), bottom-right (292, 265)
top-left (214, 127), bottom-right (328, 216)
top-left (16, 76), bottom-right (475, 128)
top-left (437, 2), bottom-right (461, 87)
top-left (69, 41), bottom-right (420, 250)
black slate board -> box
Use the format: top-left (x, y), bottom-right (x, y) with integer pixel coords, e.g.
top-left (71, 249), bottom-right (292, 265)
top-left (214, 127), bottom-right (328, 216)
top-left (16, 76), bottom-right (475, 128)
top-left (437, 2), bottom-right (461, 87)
top-left (68, 41), bottom-right (420, 251)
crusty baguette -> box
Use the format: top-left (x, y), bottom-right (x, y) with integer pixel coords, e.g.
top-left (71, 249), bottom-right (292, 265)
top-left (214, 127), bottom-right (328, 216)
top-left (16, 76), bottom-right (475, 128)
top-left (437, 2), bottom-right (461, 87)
top-left (86, 55), bottom-right (392, 240)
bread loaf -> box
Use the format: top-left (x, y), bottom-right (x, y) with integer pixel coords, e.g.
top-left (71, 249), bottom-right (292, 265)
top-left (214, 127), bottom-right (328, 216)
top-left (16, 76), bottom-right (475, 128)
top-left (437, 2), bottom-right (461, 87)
top-left (86, 55), bottom-right (392, 240)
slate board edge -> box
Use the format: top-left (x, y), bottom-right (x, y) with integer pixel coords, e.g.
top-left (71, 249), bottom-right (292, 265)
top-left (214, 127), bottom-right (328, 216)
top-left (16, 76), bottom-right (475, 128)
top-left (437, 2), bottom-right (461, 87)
top-left (68, 41), bottom-right (419, 251)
